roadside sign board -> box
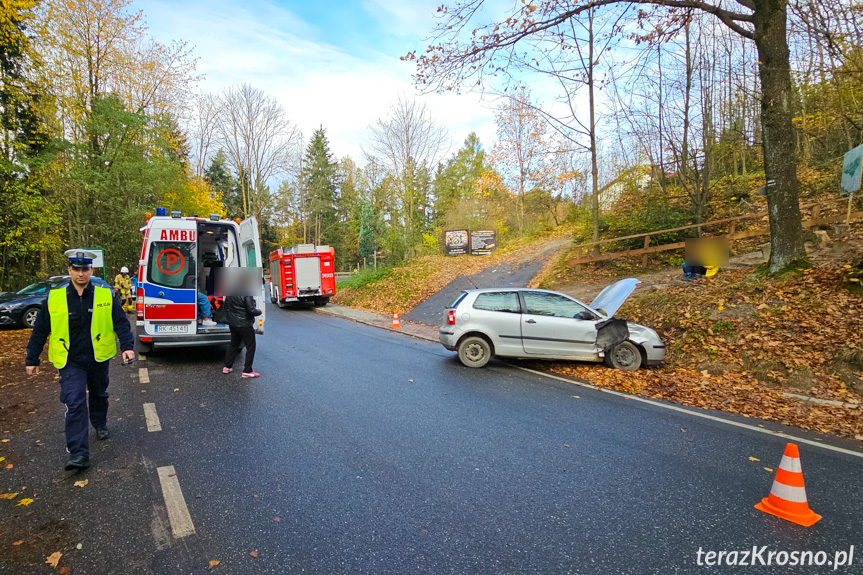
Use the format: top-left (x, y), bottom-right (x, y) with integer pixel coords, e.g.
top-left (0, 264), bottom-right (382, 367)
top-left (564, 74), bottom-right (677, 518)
top-left (84, 247), bottom-right (105, 276)
top-left (470, 230), bottom-right (497, 255)
top-left (444, 229), bottom-right (469, 255)
top-left (841, 143), bottom-right (863, 196)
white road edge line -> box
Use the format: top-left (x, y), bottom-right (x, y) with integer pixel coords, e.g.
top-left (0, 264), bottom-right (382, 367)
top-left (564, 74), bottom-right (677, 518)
top-left (515, 366), bottom-right (863, 459)
top-left (143, 403), bottom-right (161, 432)
top-left (157, 465), bottom-right (196, 538)
top-left (139, 367), bottom-right (149, 384)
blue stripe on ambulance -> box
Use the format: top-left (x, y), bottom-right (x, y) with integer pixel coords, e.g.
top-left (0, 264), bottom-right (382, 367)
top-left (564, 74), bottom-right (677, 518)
top-left (141, 283), bottom-right (196, 303)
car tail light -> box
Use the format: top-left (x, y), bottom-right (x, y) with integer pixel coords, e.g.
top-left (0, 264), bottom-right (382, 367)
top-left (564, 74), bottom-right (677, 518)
top-left (136, 287), bottom-right (144, 320)
top-left (447, 310), bottom-right (456, 325)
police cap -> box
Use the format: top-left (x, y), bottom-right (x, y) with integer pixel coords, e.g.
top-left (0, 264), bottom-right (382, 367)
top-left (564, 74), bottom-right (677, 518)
top-left (64, 248), bottom-right (98, 268)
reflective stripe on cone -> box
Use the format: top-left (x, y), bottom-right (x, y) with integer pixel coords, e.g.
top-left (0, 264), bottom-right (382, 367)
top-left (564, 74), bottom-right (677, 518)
top-left (755, 443), bottom-right (821, 527)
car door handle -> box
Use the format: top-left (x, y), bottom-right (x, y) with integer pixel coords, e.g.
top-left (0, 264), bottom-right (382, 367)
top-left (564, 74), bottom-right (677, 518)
top-left (525, 319), bottom-right (536, 324)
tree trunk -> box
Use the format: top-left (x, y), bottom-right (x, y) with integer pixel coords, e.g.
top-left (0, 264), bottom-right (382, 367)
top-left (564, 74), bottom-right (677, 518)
top-left (588, 8), bottom-right (600, 255)
top-left (752, 0), bottom-right (806, 273)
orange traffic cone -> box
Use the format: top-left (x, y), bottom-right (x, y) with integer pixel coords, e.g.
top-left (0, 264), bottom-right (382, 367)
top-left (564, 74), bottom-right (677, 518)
top-left (755, 443), bottom-right (821, 526)
top-left (391, 312), bottom-right (401, 329)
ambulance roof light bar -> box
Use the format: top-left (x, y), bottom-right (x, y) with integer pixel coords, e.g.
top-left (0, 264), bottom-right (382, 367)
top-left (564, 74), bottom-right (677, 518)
top-left (156, 207), bottom-right (167, 216)
top-left (171, 210), bottom-right (182, 218)
top-left (209, 214), bottom-right (220, 221)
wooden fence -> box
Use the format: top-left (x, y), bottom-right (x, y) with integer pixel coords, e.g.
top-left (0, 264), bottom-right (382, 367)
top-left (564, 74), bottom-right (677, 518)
top-left (568, 199), bottom-right (862, 267)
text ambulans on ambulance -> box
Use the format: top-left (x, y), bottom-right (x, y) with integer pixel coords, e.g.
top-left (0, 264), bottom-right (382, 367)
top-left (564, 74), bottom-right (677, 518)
top-left (135, 210), bottom-right (265, 353)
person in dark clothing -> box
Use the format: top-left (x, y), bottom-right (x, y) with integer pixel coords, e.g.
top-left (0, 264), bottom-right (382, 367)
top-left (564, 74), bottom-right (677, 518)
top-left (222, 293), bottom-right (262, 378)
top-left (25, 249), bottom-right (135, 471)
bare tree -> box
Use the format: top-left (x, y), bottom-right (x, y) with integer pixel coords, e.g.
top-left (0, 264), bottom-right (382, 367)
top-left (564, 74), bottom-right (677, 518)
top-left (366, 96), bottom-right (448, 241)
top-left (216, 84), bottom-right (300, 225)
top-left (408, 0), bottom-right (808, 273)
top-left (188, 92), bottom-right (220, 179)
top-left (491, 87), bottom-right (551, 234)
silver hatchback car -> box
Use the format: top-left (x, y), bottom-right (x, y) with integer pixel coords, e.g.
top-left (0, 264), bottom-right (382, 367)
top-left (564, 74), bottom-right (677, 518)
top-left (439, 279), bottom-right (665, 370)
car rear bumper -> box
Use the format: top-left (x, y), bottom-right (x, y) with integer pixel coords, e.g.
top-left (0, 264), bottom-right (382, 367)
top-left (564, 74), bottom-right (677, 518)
top-left (439, 328), bottom-right (458, 350)
top-left (139, 332), bottom-right (232, 348)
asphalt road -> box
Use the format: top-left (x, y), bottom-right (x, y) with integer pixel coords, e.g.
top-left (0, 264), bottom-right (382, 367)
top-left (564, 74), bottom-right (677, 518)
top-left (4, 307), bottom-right (863, 574)
top-left (406, 260), bottom-right (545, 325)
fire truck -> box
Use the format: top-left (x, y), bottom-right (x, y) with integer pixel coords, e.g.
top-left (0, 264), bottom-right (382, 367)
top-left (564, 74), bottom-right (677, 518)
top-left (135, 208), bottom-right (265, 353)
top-left (268, 245), bottom-right (336, 307)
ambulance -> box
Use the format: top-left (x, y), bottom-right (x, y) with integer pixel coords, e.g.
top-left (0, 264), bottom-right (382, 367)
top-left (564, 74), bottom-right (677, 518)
top-left (135, 208), bottom-right (265, 353)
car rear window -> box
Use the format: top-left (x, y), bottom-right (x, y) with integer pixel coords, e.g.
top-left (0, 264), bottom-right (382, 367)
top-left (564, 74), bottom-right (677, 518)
top-left (473, 292), bottom-right (521, 313)
top-left (447, 292), bottom-right (468, 308)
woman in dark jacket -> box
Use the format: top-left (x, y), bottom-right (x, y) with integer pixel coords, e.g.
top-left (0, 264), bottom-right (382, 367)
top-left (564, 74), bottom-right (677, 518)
top-left (222, 294), bottom-right (262, 378)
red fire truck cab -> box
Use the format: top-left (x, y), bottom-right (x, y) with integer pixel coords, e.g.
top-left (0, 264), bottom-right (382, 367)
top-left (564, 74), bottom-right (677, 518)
top-left (268, 245), bottom-right (336, 307)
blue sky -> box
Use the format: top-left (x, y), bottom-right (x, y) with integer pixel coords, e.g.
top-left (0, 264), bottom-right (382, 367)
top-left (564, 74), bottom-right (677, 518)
top-left (134, 0), bottom-right (500, 162)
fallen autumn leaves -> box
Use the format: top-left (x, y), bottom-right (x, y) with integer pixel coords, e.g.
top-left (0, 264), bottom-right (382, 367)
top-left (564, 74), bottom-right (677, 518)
top-left (537, 264), bottom-right (863, 439)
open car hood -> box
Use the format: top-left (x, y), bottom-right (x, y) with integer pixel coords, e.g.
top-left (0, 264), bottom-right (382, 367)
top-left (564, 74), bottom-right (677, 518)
top-left (590, 278), bottom-right (641, 317)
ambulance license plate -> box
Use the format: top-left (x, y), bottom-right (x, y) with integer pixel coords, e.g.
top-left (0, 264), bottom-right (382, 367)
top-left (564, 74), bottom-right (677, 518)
top-left (155, 324), bottom-right (187, 333)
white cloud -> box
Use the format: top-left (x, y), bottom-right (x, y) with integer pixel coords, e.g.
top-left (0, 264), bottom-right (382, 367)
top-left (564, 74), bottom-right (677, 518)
top-left (135, 0), bottom-right (498, 169)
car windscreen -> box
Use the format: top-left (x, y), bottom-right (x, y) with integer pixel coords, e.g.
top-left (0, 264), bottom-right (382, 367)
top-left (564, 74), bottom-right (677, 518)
top-left (17, 281), bottom-right (51, 295)
top-left (147, 241), bottom-right (196, 289)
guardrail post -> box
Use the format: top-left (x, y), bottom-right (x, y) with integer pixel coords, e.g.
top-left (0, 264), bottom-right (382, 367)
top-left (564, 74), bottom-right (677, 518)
top-left (811, 204), bottom-right (820, 221)
top-left (642, 235), bottom-right (650, 267)
top-left (728, 221), bottom-right (736, 250)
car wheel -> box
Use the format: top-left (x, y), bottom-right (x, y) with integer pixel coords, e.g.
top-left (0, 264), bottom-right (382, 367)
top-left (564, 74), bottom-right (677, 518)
top-left (457, 336), bottom-right (492, 368)
top-left (607, 341), bottom-right (642, 371)
top-left (22, 307), bottom-right (40, 328)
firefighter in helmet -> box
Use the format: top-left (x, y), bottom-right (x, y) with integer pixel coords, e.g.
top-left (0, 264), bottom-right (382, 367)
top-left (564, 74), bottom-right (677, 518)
top-left (114, 266), bottom-right (133, 313)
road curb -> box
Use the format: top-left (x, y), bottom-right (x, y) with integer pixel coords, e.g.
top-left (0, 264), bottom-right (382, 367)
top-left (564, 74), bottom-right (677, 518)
top-left (313, 306), bottom-right (439, 343)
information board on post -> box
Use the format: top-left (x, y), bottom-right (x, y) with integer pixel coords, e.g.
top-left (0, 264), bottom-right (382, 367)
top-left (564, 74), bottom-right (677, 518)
top-left (841, 143), bottom-right (863, 196)
top-left (444, 229), bottom-right (469, 255)
top-left (470, 230), bottom-right (497, 255)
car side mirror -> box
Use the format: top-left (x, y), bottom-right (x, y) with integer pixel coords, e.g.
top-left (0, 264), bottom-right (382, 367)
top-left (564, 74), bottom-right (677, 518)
top-left (575, 311), bottom-right (594, 320)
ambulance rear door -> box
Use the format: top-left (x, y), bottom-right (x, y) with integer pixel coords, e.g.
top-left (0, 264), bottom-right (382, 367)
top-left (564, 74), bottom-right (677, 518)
top-left (239, 216), bottom-right (266, 334)
top-left (142, 218), bottom-right (198, 337)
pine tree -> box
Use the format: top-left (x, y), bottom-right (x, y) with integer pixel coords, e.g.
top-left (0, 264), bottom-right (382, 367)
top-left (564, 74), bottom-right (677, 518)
top-left (205, 150), bottom-right (240, 218)
top-left (358, 201), bottom-right (377, 259)
top-left (300, 126), bottom-right (339, 246)
top-left (433, 133), bottom-right (486, 226)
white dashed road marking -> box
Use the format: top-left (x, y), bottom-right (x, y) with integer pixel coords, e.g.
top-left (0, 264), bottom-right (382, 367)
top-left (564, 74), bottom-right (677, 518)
top-left (138, 367), bottom-right (150, 384)
top-left (139, 354), bottom-right (147, 361)
top-left (143, 403), bottom-right (161, 432)
top-left (157, 466), bottom-right (196, 538)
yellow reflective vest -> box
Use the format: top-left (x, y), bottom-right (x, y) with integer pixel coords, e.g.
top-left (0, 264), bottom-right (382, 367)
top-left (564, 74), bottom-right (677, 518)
top-left (47, 286), bottom-right (117, 369)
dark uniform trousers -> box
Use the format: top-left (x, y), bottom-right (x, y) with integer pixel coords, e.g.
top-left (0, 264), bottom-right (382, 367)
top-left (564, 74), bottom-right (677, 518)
top-left (59, 362), bottom-right (110, 458)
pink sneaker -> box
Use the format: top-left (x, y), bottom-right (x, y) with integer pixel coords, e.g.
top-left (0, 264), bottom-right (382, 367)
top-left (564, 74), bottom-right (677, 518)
top-left (222, 367), bottom-right (232, 374)
top-left (241, 371), bottom-right (260, 379)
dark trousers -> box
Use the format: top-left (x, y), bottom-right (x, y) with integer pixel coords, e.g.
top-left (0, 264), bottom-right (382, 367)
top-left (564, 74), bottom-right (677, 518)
top-left (224, 326), bottom-right (256, 373)
top-left (59, 362), bottom-right (110, 458)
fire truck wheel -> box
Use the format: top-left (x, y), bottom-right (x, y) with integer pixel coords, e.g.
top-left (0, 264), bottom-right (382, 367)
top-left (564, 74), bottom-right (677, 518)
top-left (314, 297), bottom-right (328, 307)
top-left (137, 340), bottom-right (153, 355)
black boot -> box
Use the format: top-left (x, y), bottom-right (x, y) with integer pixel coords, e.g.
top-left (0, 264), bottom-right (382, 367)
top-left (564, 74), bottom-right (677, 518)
top-left (64, 455), bottom-right (91, 471)
top-left (95, 426), bottom-right (111, 440)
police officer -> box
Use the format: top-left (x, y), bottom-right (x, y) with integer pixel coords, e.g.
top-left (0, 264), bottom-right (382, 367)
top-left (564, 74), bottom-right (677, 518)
top-left (25, 249), bottom-right (135, 471)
